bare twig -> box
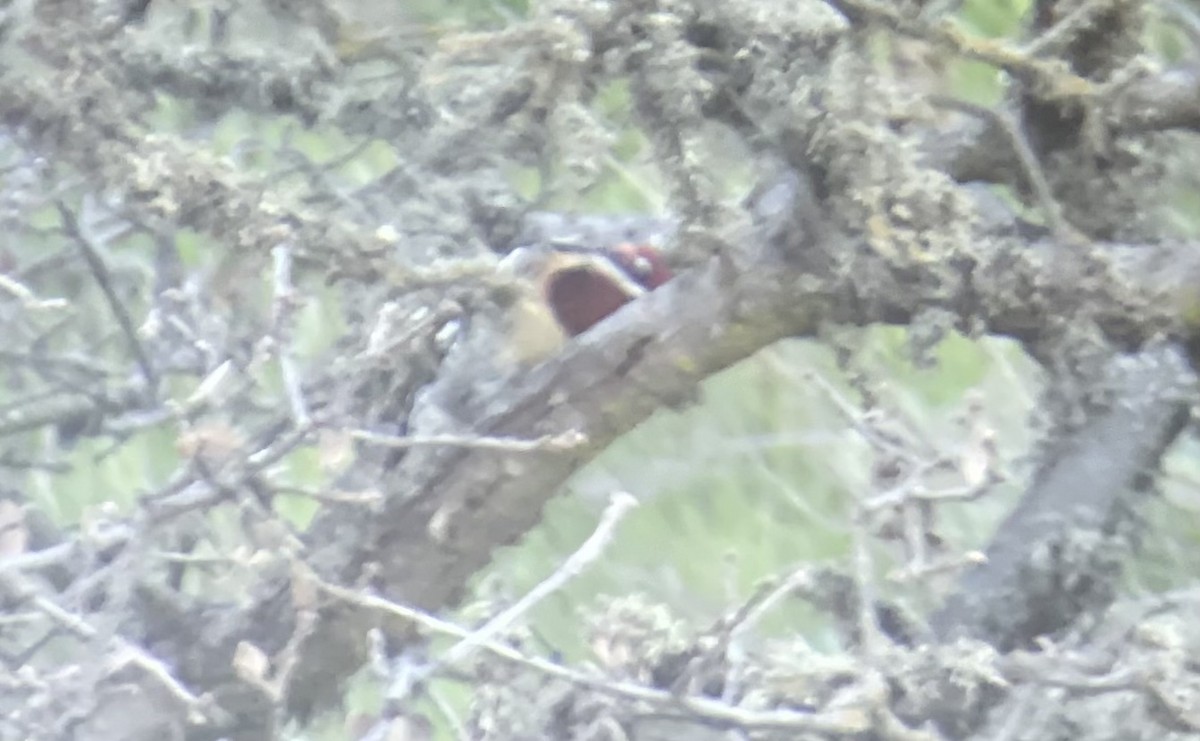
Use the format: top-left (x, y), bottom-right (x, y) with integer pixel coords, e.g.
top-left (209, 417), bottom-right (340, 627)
top-left (314, 571), bottom-right (877, 736)
top-left (349, 427), bottom-right (587, 452)
top-left (0, 566), bottom-right (218, 721)
top-left (112, 637), bottom-right (213, 713)
top-left (929, 96), bottom-right (1080, 243)
top-left (55, 202), bottom-right (160, 394)
top-left (887, 550), bottom-right (986, 583)
top-left (825, 0), bottom-right (1094, 98)
top-left (0, 272), bottom-right (68, 311)
top-left (801, 368), bottom-right (921, 463)
top-left (1023, 0), bottom-right (1123, 57)
top-left (732, 566), bottom-right (818, 643)
top-left (269, 243), bottom-right (310, 426)
top-left (440, 491), bottom-right (638, 668)
top-left (270, 604), bottom-right (319, 724)
top-left (849, 508), bottom-right (887, 658)
top-left (143, 422), bottom-right (313, 523)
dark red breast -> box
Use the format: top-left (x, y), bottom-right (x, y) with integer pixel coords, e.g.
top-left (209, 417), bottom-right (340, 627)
top-left (543, 243), bottom-right (673, 336)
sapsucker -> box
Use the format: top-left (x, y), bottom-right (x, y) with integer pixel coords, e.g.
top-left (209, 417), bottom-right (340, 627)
top-left (499, 241), bottom-right (674, 359)
top-left (409, 241), bottom-right (674, 431)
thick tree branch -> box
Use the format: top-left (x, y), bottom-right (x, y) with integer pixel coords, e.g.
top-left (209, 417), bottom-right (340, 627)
top-left (930, 346), bottom-right (1195, 648)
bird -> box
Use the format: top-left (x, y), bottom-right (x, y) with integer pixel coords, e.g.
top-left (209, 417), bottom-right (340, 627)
top-left (408, 240), bottom-right (674, 432)
top-left (498, 241), bottom-right (674, 362)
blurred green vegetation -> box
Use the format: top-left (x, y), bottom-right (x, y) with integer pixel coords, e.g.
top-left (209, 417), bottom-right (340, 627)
top-left (475, 330), bottom-right (1036, 648)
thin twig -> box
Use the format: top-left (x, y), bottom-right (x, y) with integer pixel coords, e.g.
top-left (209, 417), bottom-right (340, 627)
top-left (0, 569), bottom-right (96, 639)
top-left (929, 96), bottom-right (1080, 243)
top-left (270, 605), bottom-right (319, 726)
top-left (56, 202), bottom-right (160, 393)
top-left (849, 510), bottom-right (887, 659)
top-left (440, 491), bottom-right (639, 668)
top-left (270, 243), bottom-right (310, 426)
top-left (0, 272), bottom-right (68, 311)
top-left (1023, 0), bottom-right (1122, 57)
top-left (143, 422), bottom-right (313, 523)
top-left (350, 427), bottom-right (588, 452)
top-left (112, 637), bottom-right (212, 712)
top-left (0, 566), bottom-right (218, 721)
top-left (181, 360), bottom-right (236, 410)
top-left (314, 571), bottom-right (876, 736)
top-left (734, 566), bottom-right (818, 644)
top-left (887, 550), bottom-right (986, 583)
top-left (802, 369), bottom-right (917, 462)
top-left (825, 0), bottom-right (1093, 99)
